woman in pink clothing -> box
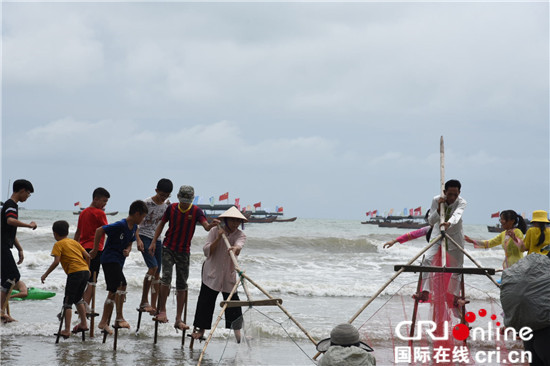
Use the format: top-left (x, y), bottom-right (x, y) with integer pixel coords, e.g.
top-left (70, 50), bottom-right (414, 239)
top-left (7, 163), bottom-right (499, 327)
top-left (383, 226), bottom-right (432, 249)
top-left (190, 206), bottom-right (247, 342)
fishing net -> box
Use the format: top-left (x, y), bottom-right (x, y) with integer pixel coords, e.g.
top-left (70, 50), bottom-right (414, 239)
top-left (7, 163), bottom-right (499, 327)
top-left (354, 247), bottom-right (529, 365)
top-left (196, 305), bottom-right (316, 366)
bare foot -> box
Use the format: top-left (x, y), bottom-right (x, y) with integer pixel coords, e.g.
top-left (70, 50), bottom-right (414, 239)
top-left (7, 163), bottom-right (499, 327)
top-left (59, 329), bottom-right (71, 339)
top-left (139, 303), bottom-right (155, 313)
top-left (1, 313), bottom-right (16, 323)
top-left (98, 323), bottom-right (113, 335)
top-left (115, 319), bottom-right (130, 329)
top-left (153, 312), bottom-right (168, 323)
top-left (174, 320), bottom-right (190, 331)
top-left (191, 328), bottom-right (205, 340)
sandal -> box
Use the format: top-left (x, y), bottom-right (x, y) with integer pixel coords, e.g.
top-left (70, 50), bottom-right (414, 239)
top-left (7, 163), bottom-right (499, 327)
top-left (174, 320), bottom-right (190, 332)
top-left (152, 311), bottom-right (168, 323)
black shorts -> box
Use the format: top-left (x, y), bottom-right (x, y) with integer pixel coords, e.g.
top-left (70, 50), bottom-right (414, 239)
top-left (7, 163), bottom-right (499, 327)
top-left (1, 249), bottom-right (20, 291)
top-left (85, 248), bottom-right (102, 282)
top-left (102, 262), bottom-right (126, 293)
top-left (63, 270), bottom-right (90, 308)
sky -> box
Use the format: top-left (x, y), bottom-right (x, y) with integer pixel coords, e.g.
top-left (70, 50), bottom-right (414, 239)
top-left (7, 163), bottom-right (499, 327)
top-left (2, 1), bottom-right (549, 224)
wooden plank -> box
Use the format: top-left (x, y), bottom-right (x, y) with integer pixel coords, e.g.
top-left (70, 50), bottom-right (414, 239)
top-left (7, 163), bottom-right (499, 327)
top-left (220, 299), bottom-right (283, 308)
top-left (394, 265), bottom-right (495, 275)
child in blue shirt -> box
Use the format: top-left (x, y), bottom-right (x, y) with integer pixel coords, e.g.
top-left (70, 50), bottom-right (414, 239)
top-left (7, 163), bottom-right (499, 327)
top-left (93, 200), bottom-right (147, 334)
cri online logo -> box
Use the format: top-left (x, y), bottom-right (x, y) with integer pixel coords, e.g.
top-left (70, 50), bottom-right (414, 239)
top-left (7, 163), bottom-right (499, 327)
top-left (395, 308), bottom-right (533, 342)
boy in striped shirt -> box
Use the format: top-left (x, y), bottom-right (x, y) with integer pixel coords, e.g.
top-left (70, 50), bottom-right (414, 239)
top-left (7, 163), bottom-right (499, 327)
top-left (149, 185), bottom-right (218, 331)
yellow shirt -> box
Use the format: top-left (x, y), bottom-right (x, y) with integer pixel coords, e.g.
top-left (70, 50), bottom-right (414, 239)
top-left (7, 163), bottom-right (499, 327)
top-left (484, 228), bottom-right (524, 268)
top-left (524, 226), bottom-right (550, 255)
top-left (51, 238), bottom-right (90, 274)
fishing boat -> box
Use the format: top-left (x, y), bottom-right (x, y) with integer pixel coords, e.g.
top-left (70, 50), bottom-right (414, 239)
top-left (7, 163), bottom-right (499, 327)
top-left (73, 207), bottom-right (118, 216)
top-left (274, 216), bottom-right (297, 222)
top-left (361, 216), bottom-right (385, 225)
top-left (378, 215), bottom-right (427, 229)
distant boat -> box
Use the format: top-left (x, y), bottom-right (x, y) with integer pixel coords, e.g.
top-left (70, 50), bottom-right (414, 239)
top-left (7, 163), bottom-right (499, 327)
top-left (373, 215), bottom-right (427, 229)
top-left (73, 207), bottom-right (119, 216)
top-left (274, 217), bottom-right (297, 222)
top-left (361, 216), bottom-right (385, 225)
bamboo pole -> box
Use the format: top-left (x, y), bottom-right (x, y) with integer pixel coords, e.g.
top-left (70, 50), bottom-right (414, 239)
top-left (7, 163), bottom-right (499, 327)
top-left (55, 306), bottom-right (66, 344)
top-left (440, 136), bottom-right (447, 268)
top-left (90, 272), bottom-right (97, 337)
top-left (181, 289), bottom-right (188, 347)
top-left (219, 226), bottom-right (253, 302)
top-left (197, 279), bottom-right (240, 366)
top-left (408, 258), bottom-right (425, 348)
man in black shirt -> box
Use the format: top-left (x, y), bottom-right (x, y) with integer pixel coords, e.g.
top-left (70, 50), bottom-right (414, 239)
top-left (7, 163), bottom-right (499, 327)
top-left (1, 179), bottom-right (37, 322)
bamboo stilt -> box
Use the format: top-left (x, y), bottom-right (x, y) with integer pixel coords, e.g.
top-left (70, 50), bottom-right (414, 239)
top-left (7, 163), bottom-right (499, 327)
top-left (181, 289), bottom-right (188, 347)
top-left (408, 258), bottom-right (425, 348)
top-left (90, 272), bottom-right (97, 338)
top-left (440, 136), bottom-right (447, 268)
top-left (54, 307), bottom-right (66, 344)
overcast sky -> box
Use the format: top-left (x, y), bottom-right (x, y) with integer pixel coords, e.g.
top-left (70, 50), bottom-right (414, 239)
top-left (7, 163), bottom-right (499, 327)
top-left (2, 1), bottom-right (548, 223)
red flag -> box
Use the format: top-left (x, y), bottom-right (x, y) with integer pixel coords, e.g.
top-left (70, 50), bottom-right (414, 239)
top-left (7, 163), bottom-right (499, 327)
top-left (277, 207), bottom-right (283, 213)
top-left (253, 202), bottom-right (261, 209)
top-left (74, 201), bottom-right (80, 206)
top-left (409, 209), bottom-right (414, 216)
top-left (491, 211), bottom-right (500, 218)
top-left (235, 198), bottom-right (240, 210)
top-left (414, 206), bottom-right (422, 216)
top-left (365, 211), bottom-right (371, 217)
top-left (219, 192), bottom-right (229, 201)
top-left (372, 210), bottom-right (378, 216)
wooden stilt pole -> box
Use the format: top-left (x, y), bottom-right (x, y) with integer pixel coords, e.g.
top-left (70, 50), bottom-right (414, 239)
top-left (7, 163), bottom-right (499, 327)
top-left (181, 289), bottom-right (188, 347)
top-left (135, 307), bottom-right (143, 334)
top-left (55, 307), bottom-right (66, 344)
top-left (90, 272), bottom-right (97, 338)
top-left (408, 257), bottom-right (425, 348)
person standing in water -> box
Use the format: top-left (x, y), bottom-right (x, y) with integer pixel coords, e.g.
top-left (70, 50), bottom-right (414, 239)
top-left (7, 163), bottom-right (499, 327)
top-left (191, 206), bottom-right (247, 342)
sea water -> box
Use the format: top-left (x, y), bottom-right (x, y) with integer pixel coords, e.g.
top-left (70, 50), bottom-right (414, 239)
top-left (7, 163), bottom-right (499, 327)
top-left (0, 210), bottom-right (520, 365)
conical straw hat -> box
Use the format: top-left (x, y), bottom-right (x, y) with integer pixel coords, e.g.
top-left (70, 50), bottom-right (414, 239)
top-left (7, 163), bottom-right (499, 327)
top-left (218, 206), bottom-right (248, 222)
